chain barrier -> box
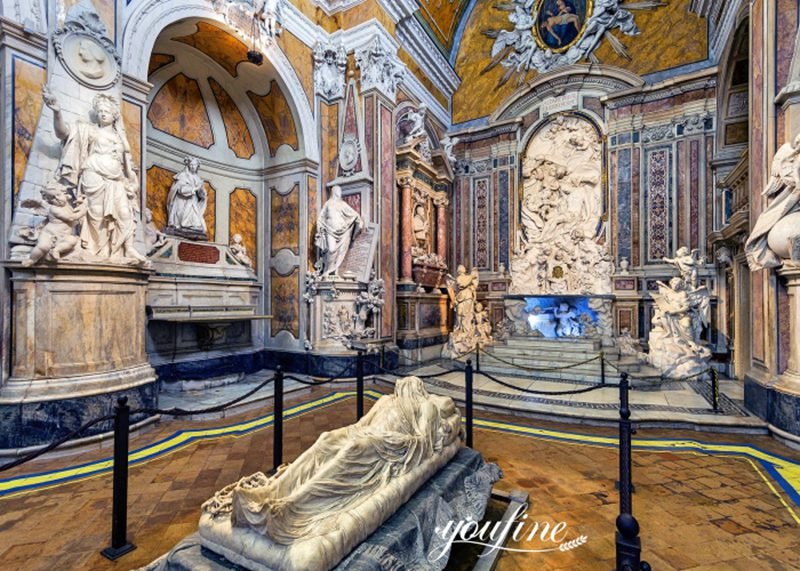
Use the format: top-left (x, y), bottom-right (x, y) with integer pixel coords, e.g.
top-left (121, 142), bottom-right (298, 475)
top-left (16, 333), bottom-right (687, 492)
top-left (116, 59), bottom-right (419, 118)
top-left (477, 369), bottom-right (617, 396)
top-left (476, 350), bottom-right (603, 372)
top-left (373, 363), bottom-right (464, 380)
top-left (283, 361), bottom-right (355, 387)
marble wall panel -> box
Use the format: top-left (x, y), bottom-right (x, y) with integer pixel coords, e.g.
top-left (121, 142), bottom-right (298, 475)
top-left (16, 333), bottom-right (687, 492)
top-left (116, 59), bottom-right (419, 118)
top-left (148, 53), bottom-right (175, 76)
top-left (122, 100), bottom-right (142, 192)
top-left (12, 57), bottom-right (46, 202)
top-left (380, 104), bottom-right (394, 338)
top-left (230, 188), bottom-right (257, 270)
top-left (62, 0), bottom-right (114, 38)
top-left (173, 22), bottom-right (250, 77)
top-left (146, 165), bottom-right (176, 231)
top-left (473, 178), bottom-right (490, 269)
top-left (248, 81), bottom-right (299, 156)
top-left (676, 140), bottom-right (686, 246)
top-left (752, 270), bottom-right (764, 362)
top-left (203, 182), bottom-right (217, 242)
top-left (498, 169), bottom-right (509, 269)
top-left (209, 77), bottom-right (255, 159)
top-left (779, 280), bottom-right (790, 373)
top-left (690, 139), bottom-right (700, 250)
top-left (148, 73), bottom-right (214, 148)
top-left (750, 0), bottom-right (764, 363)
top-left (320, 101), bottom-right (339, 188)
top-left (776, 0), bottom-right (798, 144)
top-left (610, 151), bottom-right (617, 259)
top-left (616, 148), bottom-right (632, 263)
top-left (276, 30), bottom-right (313, 110)
top-left (631, 148), bottom-right (641, 266)
top-left (271, 268), bottom-right (300, 338)
top-left (705, 136), bottom-right (713, 258)
top-left (645, 148), bottom-right (671, 262)
top-left (271, 184), bottom-right (300, 256)
top-left (308, 176), bottom-right (318, 269)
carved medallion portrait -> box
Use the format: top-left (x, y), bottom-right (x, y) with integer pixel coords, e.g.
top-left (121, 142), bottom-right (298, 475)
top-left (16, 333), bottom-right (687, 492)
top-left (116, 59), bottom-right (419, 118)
top-left (534, 0), bottom-right (592, 52)
top-left (62, 35), bottom-right (116, 86)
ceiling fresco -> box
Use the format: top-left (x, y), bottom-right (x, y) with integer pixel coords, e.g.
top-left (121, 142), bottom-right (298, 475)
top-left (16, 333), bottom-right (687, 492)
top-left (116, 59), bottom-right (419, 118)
top-left (416, 0), bottom-right (471, 52)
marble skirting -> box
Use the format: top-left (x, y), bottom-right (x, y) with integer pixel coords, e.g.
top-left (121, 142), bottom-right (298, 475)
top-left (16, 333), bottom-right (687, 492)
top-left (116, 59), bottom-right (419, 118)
top-left (744, 375), bottom-right (800, 435)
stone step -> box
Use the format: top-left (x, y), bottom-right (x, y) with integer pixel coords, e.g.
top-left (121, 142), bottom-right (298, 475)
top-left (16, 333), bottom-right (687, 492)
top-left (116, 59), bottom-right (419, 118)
top-left (487, 347), bottom-right (611, 361)
top-left (501, 337), bottom-right (603, 351)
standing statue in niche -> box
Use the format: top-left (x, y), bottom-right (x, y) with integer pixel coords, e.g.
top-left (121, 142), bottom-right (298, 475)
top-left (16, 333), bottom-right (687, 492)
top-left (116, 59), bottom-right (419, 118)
top-left (42, 88), bottom-right (149, 267)
top-left (315, 185), bottom-right (364, 278)
top-left (745, 133), bottom-right (800, 270)
top-left (166, 156), bottom-right (208, 240)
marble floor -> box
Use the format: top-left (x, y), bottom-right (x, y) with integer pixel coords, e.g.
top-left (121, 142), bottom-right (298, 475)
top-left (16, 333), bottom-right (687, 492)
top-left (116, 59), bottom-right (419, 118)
top-left (0, 383), bottom-right (798, 570)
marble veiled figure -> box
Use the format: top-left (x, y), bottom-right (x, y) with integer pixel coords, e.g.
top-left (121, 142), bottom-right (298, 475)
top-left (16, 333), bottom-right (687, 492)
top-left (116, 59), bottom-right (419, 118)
top-left (166, 157), bottom-right (208, 240)
top-left (315, 185), bottom-right (364, 278)
top-left (199, 377), bottom-right (463, 571)
top-left (42, 88), bottom-right (148, 266)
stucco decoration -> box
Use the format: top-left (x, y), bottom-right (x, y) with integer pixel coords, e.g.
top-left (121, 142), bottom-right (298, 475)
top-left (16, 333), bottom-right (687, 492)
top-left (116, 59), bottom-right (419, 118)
top-left (482, 0), bottom-right (661, 85)
top-left (510, 115), bottom-right (611, 295)
top-left (745, 134), bottom-right (800, 270)
top-left (198, 376), bottom-right (463, 571)
top-left (212, 0), bottom-right (285, 44)
top-left (53, 1), bottom-right (120, 89)
top-left (313, 38), bottom-right (347, 101)
top-left (355, 36), bottom-right (404, 102)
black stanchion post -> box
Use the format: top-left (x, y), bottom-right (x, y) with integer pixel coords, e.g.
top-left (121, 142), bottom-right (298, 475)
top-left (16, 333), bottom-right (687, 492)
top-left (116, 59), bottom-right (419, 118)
top-left (101, 397), bottom-right (136, 560)
top-left (475, 344), bottom-right (480, 373)
top-left (465, 359), bottom-right (474, 448)
top-left (711, 368), bottom-right (720, 413)
top-left (615, 373), bottom-right (650, 571)
top-left (601, 351), bottom-right (606, 385)
top-left (273, 366), bottom-right (284, 472)
top-left (356, 350), bottom-right (365, 420)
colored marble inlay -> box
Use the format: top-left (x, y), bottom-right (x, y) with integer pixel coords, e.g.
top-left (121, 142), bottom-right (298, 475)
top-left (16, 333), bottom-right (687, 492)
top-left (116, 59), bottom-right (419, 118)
top-left (12, 57), bottom-right (46, 201)
top-left (271, 268), bottom-right (300, 338)
top-left (148, 73), bottom-right (214, 148)
top-left (380, 104), bottom-right (394, 338)
top-left (121, 100), bottom-right (142, 192)
top-left (148, 53), bottom-right (175, 76)
top-left (474, 178), bottom-right (490, 269)
top-left (320, 102), bottom-right (339, 187)
top-left (690, 140), bottom-right (700, 249)
top-left (308, 176), bottom-right (318, 270)
top-left (498, 170), bottom-right (510, 268)
top-left (248, 81), bottom-right (299, 156)
top-left (276, 30), bottom-right (314, 109)
top-left (646, 148), bottom-right (671, 262)
top-left (271, 185), bottom-right (300, 256)
top-left (676, 141), bottom-right (686, 245)
top-left (208, 77), bottom-right (255, 159)
top-left (342, 193), bottom-right (361, 216)
top-left (631, 148), bottom-right (641, 266)
top-left (173, 21), bottom-right (252, 77)
top-left (616, 148), bottom-right (632, 263)
top-left (178, 242), bottom-right (220, 264)
top-left (203, 182), bottom-right (217, 242)
top-left (230, 188), bottom-right (257, 270)
top-left (145, 165), bottom-right (177, 231)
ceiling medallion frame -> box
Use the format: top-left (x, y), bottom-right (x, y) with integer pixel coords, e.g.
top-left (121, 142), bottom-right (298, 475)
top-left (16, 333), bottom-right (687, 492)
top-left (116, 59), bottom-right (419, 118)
top-left (531, 0), bottom-right (594, 55)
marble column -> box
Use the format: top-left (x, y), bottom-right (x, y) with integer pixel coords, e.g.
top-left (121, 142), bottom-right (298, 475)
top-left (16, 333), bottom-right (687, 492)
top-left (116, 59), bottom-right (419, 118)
top-left (435, 196), bottom-right (448, 262)
top-left (775, 266), bottom-right (800, 394)
top-left (399, 176), bottom-right (414, 283)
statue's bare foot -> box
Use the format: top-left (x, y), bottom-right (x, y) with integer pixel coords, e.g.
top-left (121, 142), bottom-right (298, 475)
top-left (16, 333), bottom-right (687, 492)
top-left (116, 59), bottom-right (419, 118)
top-left (20, 258), bottom-right (35, 267)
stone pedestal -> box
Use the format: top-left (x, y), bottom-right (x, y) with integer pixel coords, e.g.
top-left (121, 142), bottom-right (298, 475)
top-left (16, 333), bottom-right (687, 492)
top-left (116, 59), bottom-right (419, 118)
top-left (775, 266), bottom-right (800, 394)
top-left (309, 280), bottom-right (369, 353)
top-left (0, 263), bottom-right (157, 448)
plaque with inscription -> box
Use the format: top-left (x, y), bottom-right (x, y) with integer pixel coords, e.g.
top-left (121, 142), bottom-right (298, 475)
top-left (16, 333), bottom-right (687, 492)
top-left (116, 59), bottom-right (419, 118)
top-left (338, 223), bottom-right (379, 283)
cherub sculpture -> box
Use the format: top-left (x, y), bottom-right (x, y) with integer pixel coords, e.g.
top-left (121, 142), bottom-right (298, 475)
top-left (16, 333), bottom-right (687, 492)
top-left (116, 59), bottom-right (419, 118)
top-left (21, 182), bottom-right (88, 267)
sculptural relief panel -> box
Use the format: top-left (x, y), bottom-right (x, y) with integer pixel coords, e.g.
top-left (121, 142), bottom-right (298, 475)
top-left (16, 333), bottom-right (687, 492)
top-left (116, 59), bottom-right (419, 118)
top-left (12, 57), bottom-right (46, 200)
top-left (510, 114), bottom-right (611, 295)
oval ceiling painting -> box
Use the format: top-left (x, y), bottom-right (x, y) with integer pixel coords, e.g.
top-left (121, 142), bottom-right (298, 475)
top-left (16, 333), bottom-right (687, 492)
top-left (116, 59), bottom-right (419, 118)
top-left (533, 0), bottom-right (593, 53)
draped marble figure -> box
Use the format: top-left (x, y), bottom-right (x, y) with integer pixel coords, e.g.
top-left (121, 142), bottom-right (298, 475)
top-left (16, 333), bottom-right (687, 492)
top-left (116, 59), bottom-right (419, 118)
top-left (315, 185), bottom-right (364, 278)
top-left (42, 88), bottom-right (148, 266)
top-left (166, 157), bottom-right (207, 238)
top-left (199, 377), bottom-right (463, 570)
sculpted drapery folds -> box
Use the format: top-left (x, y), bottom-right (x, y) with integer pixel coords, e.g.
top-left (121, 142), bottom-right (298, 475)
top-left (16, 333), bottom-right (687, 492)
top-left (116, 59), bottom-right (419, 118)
top-left (41, 87), bottom-right (148, 267)
top-left (167, 156), bottom-right (208, 236)
top-left (315, 185), bottom-right (364, 278)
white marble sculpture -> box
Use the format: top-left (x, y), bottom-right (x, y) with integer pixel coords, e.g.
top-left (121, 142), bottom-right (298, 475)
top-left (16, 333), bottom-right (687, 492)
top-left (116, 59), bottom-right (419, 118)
top-left (403, 104), bottom-right (427, 143)
top-left (475, 303), bottom-right (493, 347)
top-left (143, 208), bottom-right (166, 254)
top-left (230, 233), bottom-right (253, 269)
top-left (198, 376), bottom-right (463, 571)
top-left (41, 88), bottom-right (149, 267)
top-left (616, 327), bottom-right (640, 357)
top-left (647, 259), bottom-right (711, 378)
top-left (21, 182), bottom-right (87, 267)
top-left (166, 157), bottom-right (208, 239)
top-left (213, 0), bottom-right (285, 42)
top-left (745, 133), bottom-right (800, 270)
top-left (510, 115), bottom-right (611, 295)
top-left (315, 185), bottom-right (364, 278)
top-left (440, 135), bottom-right (460, 165)
top-left (313, 39), bottom-right (347, 100)
top-left (354, 275), bottom-right (385, 338)
top-left (443, 265), bottom-right (491, 357)
top-left (355, 36), bottom-right (404, 101)
top-left (664, 246), bottom-right (702, 289)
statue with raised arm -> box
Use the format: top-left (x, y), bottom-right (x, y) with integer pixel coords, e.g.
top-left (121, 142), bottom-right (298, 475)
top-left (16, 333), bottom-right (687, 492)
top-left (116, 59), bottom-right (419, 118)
top-left (663, 246), bottom-right (702, 289)
top-left (745, 133), bottom-right (800, 270)
top-left (315, 185), bottom-right (363, 278)
top-left (42, 87), bottom-right (148, 267)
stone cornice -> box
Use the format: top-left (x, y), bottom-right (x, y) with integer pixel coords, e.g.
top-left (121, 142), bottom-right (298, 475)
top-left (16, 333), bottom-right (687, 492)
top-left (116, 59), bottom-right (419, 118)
top-left (603, 68), bottom-right (718, 110)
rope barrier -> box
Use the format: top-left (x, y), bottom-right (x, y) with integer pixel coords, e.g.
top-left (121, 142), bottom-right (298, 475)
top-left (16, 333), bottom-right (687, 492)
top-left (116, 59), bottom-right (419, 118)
top-left (0, 413), bottom-right (115, 473)
top-left (476, 370), bottom-right (617, 396)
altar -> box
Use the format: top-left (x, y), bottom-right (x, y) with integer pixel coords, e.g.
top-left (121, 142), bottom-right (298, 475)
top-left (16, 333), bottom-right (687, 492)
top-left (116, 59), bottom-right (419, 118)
top-left (503, 294), bottom-right (615, 346)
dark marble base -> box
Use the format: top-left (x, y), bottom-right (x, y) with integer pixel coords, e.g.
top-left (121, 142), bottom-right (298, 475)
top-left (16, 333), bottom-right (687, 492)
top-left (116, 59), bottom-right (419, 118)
top-left (143, 448), bottom-right (500, 571)
top-left (744, 375), bottom-right (800, 435)
top-left (155, 348), bottom-right (399, 384)
top-left (397, 333), bottom-right (449, 350)
top-left (0, 382), bottom-right (157, 449)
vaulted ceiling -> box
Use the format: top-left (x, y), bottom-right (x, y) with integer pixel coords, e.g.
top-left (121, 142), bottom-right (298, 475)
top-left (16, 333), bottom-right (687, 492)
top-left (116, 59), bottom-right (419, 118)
top-left (415, 0), bottom-right (471, 53)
